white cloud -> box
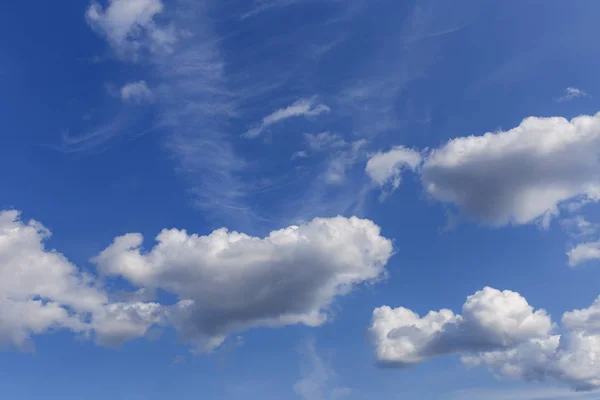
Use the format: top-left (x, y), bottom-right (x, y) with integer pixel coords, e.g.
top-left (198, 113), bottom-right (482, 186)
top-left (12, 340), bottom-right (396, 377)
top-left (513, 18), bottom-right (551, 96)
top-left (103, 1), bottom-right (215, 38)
top-left (366, 146), bottom-right (422, 193)
top-left (421, 112), bottom-right (600, 226)
top-left (557, 87), bottom-right (588, 102)
top-left (0, 210), bottom-right (159, 349)
top-left (86, 0), bottom-right (176, 58)
top-left (83, 1), bottom-right (254, 224)
top-left (120, 80), bottom-right (153, 103)
top-left (567, 241), bottom-right (600, 267)
top-left (0, 209), bottom-right (392, 353)
top-left (244, 98), bottom-right (331, 139)
top-left (93, 216), bottom-right (392, 352)
top-left (369, 287), bottom-right (552, 367)
top-left (562, 297), bottom-right (600, 334)
top-left (370, 287), bottom-right (600, 392)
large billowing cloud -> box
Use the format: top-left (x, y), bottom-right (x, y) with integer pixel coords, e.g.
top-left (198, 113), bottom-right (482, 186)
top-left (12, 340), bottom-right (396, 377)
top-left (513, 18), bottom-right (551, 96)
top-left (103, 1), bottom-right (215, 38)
top-left (93, 216), bottom-right (393, 352)
top-left (369, 287), bottom-right (600, 391)
top-left (0, 210), bottom-right (391, 352)
top-left (0, 210), bottom-right (159, 348)
top-left (367, 112), bottom-right (600, 227)
top-left (420, 113), bottom-right (600, 226)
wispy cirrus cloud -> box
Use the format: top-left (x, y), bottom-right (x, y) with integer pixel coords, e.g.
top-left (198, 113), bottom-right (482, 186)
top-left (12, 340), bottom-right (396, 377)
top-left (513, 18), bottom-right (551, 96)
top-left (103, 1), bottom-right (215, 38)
top-left (294, 340), bottom-right (352, 400)
top-left (80, 0), bottom-right (261, 226)
top-left (244, 97), bottom-right (331, 139)
top-left (75, 0), bottom-right (474, 229)
top-left (240, 0), bottom-right (305, 20)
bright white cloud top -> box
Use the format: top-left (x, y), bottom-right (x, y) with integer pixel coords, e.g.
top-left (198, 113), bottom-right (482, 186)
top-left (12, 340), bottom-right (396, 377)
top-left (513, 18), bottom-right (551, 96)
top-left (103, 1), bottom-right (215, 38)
top-left (0, 210), bottom-right (392, 352)
top-left (94, 216), bottom-right (392, 352)
top-left (369, 112), bottom-right (600, 227)
top-left (369, 287), bottom-right (600, 391)
top-left (421, 112), bottom-right (600, 226)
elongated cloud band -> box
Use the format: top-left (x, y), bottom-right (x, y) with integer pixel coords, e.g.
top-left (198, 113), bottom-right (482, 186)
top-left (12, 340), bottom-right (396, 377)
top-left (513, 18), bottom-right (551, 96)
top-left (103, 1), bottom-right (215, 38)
top-left (0, 210), bottom-right (392, 352)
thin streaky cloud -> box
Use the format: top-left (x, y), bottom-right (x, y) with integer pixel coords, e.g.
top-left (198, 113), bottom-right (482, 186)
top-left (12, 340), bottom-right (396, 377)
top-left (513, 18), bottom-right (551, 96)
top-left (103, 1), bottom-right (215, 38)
top-left (244, 97), bottom-right (331, 139)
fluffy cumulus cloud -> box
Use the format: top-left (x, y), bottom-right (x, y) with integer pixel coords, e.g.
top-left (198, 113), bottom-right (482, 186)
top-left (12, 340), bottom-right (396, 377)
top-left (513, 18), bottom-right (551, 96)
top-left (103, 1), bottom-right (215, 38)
top-left (86, 0), bottom-right (176, 57)
top-left (92, 216), bottom-right (393, 352)
top-left (120, 80), bottom-right (153, 103)
top-left (420, 112), bottom-right (600, 226)
top-left (0, 210), bottom-right (159, 348)
top-left (369, 287), bottom-right (600, 391)
top-left (567, 241), bottom-right (600, 267)
top-left (366, 146), bottom-right (422, 192)
top-left (369, 287), bottom-right (552, 367)
top-left (0, 210), bottom-right (392, 353)
top-left (244, 97), bottom-right (331, 138)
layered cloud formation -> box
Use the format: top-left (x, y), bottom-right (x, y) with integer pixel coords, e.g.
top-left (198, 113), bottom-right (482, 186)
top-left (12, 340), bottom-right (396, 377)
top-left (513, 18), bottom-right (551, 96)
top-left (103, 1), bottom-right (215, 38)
top-left (369, 287), bottom-right (600, 391)
top-left (0, 210), bottom-right (392, 352)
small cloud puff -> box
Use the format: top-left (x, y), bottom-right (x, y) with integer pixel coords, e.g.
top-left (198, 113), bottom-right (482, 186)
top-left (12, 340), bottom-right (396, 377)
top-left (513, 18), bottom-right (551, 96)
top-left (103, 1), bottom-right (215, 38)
top-left (120, 80), bottom-right (154, 103)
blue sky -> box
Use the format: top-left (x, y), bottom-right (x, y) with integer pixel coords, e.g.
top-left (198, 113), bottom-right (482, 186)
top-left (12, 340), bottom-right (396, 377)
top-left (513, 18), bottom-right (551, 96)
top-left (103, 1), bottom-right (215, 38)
top-left (2, 0), bottom-right (600, 399)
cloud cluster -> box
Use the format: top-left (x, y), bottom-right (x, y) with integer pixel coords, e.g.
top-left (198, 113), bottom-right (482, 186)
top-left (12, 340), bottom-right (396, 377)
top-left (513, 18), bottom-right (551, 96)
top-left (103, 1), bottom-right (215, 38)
top-left (0, 209), bottom-right (392, 352)
top-left (369, 287), bottom-right (600, 391)
top-left (94, 216), bottom-right (392, 351)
